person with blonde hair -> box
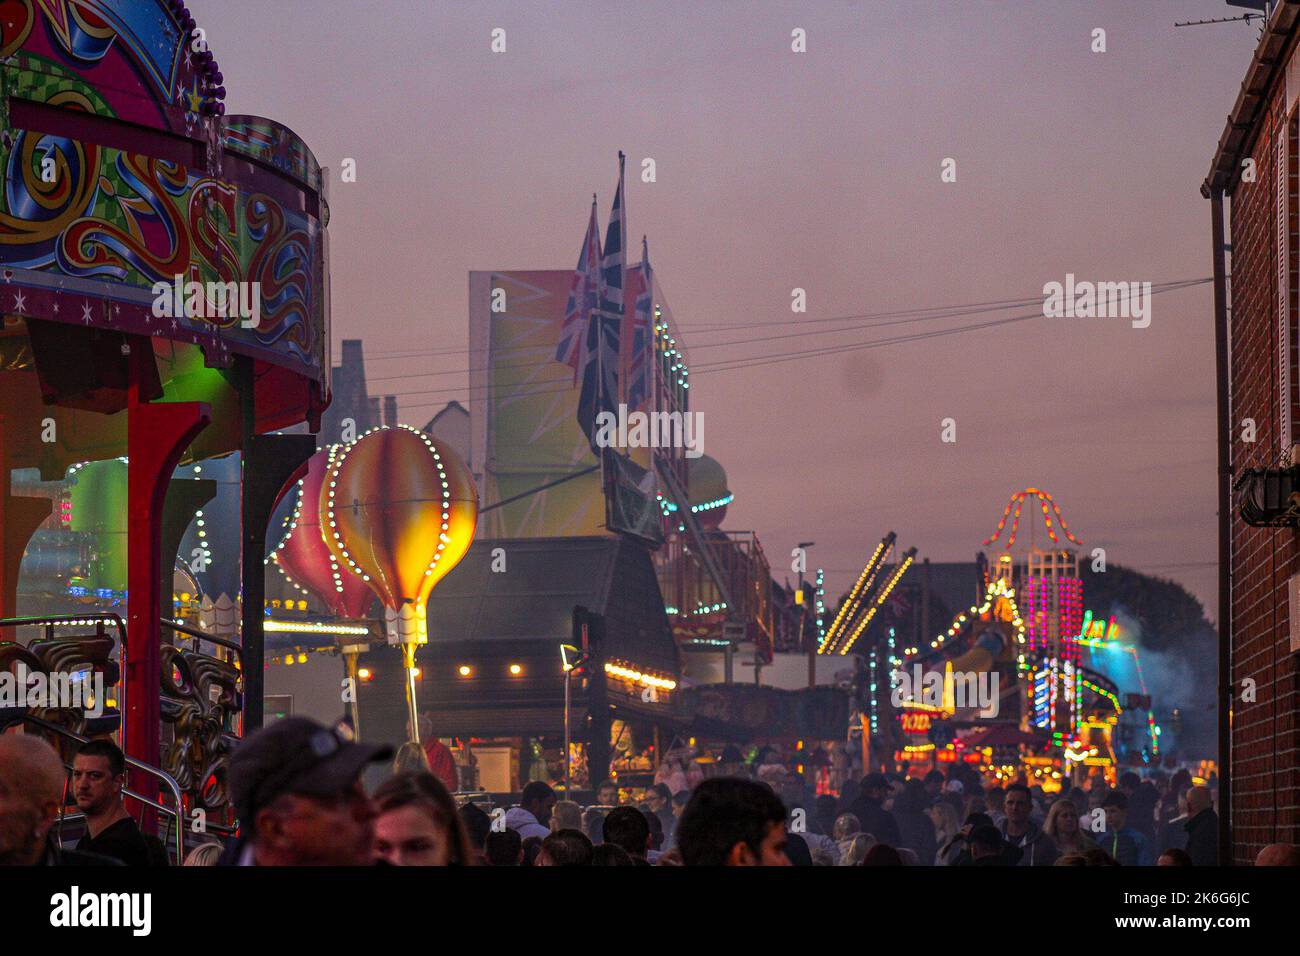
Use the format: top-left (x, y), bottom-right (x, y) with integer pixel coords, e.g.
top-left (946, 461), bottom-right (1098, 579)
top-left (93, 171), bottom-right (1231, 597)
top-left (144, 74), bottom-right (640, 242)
top-left (927, 800), bottom-right (961, 864)
top-left (1044, 798), bottom-right (1099, 858)
top-left (839, 832), bottom-right (876, 866)
top-left (183, 842), bottom-right (223, 866)
top-left (550, 799), bottom-right (583, 833)
top-left (392, 740), bottom-right (431, 775)
top-left (832, 811), bottom-right (861, 864)
top-left (832, 811), bottom-right (860, 841)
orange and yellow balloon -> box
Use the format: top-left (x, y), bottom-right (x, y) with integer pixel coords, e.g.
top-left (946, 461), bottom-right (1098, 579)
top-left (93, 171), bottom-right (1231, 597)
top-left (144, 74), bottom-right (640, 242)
top-left (323, 425), bottom-right (478, 646)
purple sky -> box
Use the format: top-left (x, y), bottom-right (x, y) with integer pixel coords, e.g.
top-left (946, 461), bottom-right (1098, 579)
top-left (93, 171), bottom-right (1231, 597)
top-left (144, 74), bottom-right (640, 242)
top-left (200, 0), bottom-right (1261, 621)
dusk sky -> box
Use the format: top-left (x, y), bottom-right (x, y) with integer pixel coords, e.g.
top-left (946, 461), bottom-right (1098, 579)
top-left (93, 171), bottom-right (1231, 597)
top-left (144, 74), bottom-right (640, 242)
top-left (200, 0), bottom-right (1262, 620)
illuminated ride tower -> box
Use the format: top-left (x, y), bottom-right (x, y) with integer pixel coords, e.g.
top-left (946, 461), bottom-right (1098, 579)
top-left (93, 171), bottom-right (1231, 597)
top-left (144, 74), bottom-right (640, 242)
top-left (982, 489), bottom-right (1087, 744)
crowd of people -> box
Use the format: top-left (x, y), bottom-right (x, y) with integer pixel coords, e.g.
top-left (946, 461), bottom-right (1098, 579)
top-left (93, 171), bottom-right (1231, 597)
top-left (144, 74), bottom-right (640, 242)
top-left (4, 717), bottom-right (1299, 867)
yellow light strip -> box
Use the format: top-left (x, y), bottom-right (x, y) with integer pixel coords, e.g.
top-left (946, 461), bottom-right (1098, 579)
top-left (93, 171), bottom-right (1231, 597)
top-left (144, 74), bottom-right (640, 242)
top-left (264, 620), bottom-right (370, 636)
top-left (901, 577), bottom-right (1026, 661)
top-left (604, 660), bottom-right (677, 691)
top-left (821, 534), bottom-right (893, 653)
top-left (838, 551), bottom-right (915, 655)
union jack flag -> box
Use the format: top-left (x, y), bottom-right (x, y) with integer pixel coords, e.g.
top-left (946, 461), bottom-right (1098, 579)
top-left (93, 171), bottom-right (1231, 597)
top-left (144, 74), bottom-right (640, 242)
top-left (627, 237), bottom-right (653, 411)
top-left (555, 198), bottom-right (602, 382)
top-left (578, 154), bottom-right (626, 455)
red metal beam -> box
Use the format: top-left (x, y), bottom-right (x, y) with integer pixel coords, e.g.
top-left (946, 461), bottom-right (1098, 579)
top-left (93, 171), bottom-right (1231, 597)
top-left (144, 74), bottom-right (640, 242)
top-left (123, 350), bottom-right (210, 811)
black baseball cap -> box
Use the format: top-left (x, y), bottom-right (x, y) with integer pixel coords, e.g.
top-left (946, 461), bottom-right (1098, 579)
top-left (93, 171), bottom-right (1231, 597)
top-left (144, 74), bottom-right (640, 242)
top-left (862, 772), bottom-right (889, 791)
top-left (968, 825), bottom-right (1005, 851)
top-left (229, 717), bottom-right (393, 828)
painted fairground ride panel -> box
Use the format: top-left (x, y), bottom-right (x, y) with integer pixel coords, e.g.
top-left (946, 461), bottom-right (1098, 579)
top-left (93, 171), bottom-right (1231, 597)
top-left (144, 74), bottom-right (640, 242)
top-left (0, 0), bottom-right (328, 394)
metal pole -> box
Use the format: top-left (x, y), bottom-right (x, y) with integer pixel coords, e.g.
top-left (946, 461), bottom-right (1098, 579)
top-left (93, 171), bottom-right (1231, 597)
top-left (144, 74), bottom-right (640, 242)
top-left (798, 563), bottom-right (813, 688)
top-left (403, 643), bottom-right (420, 743)
top-left (564, 669), bottom-right (572, 793)
top-left (1210, 188), bottom-right (1233, 865)
top-left (343, 648), bottom-right (363, 740)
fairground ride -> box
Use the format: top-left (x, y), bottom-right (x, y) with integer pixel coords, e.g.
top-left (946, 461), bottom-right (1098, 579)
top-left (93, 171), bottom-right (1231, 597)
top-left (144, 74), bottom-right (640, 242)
top-left (884, 489), bottom-right (1128, 787)
top-left (0, 1), bottom-right (329, 860)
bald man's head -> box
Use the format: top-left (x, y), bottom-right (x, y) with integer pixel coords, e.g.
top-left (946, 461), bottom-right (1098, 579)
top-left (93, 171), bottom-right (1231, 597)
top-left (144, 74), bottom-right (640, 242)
top-left (1186, 786), bottom-right (1214, 816)
top-left (0, 733), bottom-right (68, 866)
top-left (1255, 843), bottom-right (1300, 866)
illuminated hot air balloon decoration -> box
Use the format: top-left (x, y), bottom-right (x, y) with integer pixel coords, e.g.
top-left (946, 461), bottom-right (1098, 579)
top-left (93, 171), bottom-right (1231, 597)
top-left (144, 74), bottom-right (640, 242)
top-left (267, 445), bottom-right (375, 620)
top-left (323, 425), bottom-right (478, 740)
top-left (267, 444), bottom-right (380, 734)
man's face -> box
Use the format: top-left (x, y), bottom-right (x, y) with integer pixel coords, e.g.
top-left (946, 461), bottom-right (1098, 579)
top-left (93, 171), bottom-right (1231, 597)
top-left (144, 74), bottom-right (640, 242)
top-left (596, 784), bottom-right (616, 805)
top-left (1105, 805), bottom-right (1127, 831)
top-left (0, 768), bottom-right (52, 866)
top-left (72, 754), bottom-right (120, 815)
top-left (648, 791), bottom-right (666, 811)
top-left (374, 804), bottom-right (449, 866)
top-left (1004, 791), bottom-right (1031, 824)
top-left (529, 795), bottom-right (556, 822)
top-left (729, 822), bottom-right (790, 866)
top-left (259, 779), bottom-right (377, 865)
top-left (756, 822), bottom-right (791, 866)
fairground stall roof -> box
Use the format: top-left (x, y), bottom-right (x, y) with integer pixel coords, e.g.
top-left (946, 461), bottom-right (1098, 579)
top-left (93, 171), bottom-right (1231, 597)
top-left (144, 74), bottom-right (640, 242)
top-left (357, 536), bottom-right (681, 739)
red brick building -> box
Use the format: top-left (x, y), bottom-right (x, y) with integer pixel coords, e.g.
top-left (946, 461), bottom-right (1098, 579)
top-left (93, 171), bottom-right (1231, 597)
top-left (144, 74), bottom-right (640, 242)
top-left (1205, 0), bottom-right (1300, 865)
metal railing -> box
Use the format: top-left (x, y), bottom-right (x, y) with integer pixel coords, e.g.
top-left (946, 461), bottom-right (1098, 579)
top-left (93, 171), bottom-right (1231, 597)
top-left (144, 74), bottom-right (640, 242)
top-left (22, 713), bottom-right (187, 865)
top-left (2, 614), bottom-right (246, 864)
top-left (161, 617), bottom-right (244, 667)
top-left (0, 612), bottom-right (129, 741)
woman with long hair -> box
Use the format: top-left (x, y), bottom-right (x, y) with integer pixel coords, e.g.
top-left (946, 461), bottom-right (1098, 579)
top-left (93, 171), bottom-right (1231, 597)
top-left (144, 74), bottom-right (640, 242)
top-left (1044, 798), bottom-right (1099, 858)
top-left (927, 800), bottom-right (961, 864)
top-left (392, 741), bottom-right (431, 775)
top-left (839, 832), bottom-right (877, 866)
top-left (373, 771), bottom-right (474, 866)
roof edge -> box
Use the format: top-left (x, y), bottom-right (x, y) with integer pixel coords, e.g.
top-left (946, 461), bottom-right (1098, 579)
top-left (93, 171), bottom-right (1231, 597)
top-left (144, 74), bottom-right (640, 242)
top-left (1203, 0), bottom-right (1300, 198)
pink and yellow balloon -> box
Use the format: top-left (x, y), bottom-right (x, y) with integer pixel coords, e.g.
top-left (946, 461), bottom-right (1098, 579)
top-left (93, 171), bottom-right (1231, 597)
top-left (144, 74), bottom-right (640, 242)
top-left (269, 445), bottom-right (375, 620)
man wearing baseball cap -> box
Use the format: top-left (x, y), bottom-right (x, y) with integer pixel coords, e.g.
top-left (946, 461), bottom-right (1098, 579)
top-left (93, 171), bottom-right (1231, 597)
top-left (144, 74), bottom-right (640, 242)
top-left (227, 717), bottom-right (392, 866)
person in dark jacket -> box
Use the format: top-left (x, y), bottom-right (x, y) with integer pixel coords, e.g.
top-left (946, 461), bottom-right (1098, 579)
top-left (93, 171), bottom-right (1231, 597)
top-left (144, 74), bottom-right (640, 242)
top-left (963, 825), bottom-right (1011, 866)
top-left (1097, 791), bottom-right (1148, 866)
top-left (646, 783), bottom-right (677, 846)
top-left (72, 740), bottom-right (156, 867)
top-left (847, 772), bottom-right (901, 847)
top-left (892, 778), bottom-right (938, 866)
top-left (1183, 786), bottom-right (1218, 866)
top-left (999, 783), bottom-right (1058, 866)
top-left (1119, 771), bottom-right (1159, 842)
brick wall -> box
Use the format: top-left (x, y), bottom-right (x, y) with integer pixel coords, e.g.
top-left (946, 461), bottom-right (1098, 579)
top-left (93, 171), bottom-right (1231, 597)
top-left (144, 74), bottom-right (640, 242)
top-left (1229, 68), bottom-right (1300, 865)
